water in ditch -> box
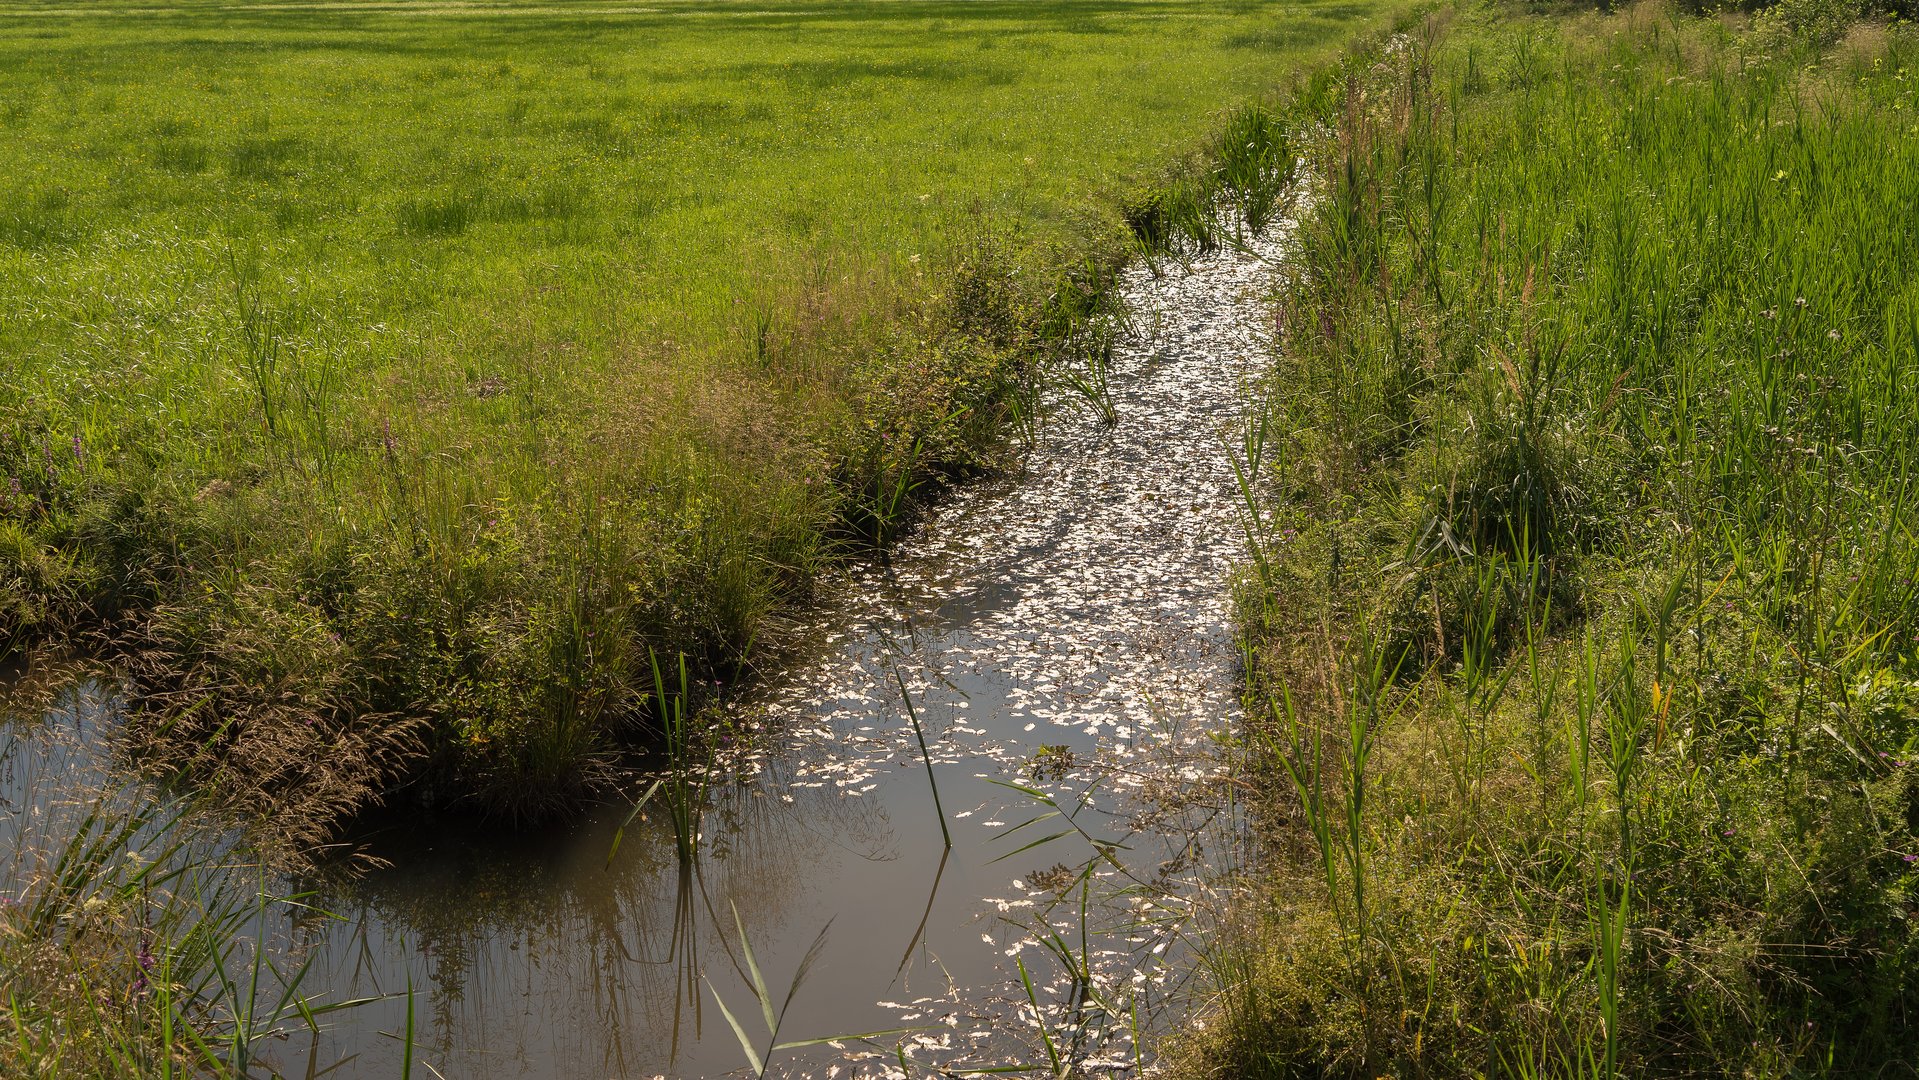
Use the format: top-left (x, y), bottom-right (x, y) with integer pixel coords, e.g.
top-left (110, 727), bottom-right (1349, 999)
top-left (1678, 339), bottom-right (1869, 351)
top-left (0, 217), bottom-right (1291, 1078)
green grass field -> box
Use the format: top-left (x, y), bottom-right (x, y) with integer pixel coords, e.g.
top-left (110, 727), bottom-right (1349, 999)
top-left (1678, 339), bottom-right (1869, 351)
top-left (0, 0), bottom-right (1400, 822)
top-left (17, 0), bottom-right (1919, 1074)
top-left (1196, 2), bottom-right (1919, 1074)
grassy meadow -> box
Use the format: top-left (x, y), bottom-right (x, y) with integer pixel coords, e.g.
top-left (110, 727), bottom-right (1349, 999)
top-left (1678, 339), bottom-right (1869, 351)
top-left (1196, 1), bottom-right (1919, 1075)
top-left (0, 0), bottom-right (1404, 825)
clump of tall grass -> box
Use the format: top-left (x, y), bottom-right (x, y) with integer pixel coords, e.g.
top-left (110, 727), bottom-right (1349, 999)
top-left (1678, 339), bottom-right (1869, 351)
top-left (1115, 103), bottom-right (1300, 259)
top-left (1192, 4), bottom-right (1919, 1076)
top-left (1, 721), bottom-right (362, 1077)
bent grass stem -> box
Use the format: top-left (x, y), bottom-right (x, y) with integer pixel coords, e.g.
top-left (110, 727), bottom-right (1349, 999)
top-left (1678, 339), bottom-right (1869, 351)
top-left (894, 669), bottom-right (952, 850)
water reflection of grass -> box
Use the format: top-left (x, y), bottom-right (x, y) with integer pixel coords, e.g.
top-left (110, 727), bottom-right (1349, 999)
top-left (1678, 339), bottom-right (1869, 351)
top-left (295, 760), bottom-right (881, 1074)
top-left (0, 662), bottom-right (912, 1076)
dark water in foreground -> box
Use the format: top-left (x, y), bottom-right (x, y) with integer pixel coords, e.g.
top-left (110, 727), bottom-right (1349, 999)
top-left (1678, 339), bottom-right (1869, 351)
top-left (1, 222), bottom-right (1290, 1078)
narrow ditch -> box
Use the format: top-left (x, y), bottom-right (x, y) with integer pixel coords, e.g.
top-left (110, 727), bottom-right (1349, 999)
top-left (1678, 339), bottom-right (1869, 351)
top-left (0, 209), bottom-right (1296, 1078)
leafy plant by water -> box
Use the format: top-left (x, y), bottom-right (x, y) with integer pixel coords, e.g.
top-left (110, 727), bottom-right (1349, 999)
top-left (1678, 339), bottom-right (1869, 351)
top-left (0, 725), bottom-right (375, 1077)
top-left (607, 651), bottom-right (714, 867)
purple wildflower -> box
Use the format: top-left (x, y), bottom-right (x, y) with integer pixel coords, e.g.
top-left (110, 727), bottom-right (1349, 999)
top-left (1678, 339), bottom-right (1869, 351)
top-left (131, 931), bottom-right (155, 998)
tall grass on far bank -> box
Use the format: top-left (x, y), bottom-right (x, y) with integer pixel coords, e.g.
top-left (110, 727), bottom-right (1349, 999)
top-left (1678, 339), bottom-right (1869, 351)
top-left (1192, 4), bottom-right (1919, 1075)
top-left (0, 0), bottom-right (1410, 833)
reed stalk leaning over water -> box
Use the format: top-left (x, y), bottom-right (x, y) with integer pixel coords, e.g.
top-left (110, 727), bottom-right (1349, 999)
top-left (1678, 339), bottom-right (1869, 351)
top-left (894, 668), bottom-right (952, 850)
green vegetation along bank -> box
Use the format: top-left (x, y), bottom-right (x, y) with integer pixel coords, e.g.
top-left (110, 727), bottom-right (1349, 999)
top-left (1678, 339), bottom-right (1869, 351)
top-left (0, 698), bottom-right (312, 1080)
top-left (0, 0), bottom-right (1406, 833)
top-left (1195, 1), bottom-right (1919, 1075)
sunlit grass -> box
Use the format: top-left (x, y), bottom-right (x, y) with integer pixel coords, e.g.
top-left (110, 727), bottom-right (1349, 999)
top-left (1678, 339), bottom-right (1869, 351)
top-left (0, 0), bottom-right (1404, 820)
top-left (1200, 2), bottom-right (1919, 1075)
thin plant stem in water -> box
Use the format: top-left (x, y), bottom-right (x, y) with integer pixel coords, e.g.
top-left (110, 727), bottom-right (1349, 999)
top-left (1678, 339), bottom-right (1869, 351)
top-left (707, 903), bottom-right (919, 1078)
top-left (401, 973), bottom-right (416, 1080)
top-left (648, 649), bottom-right (710, 864)
top-left (893, 669), bottom-right (952, 849)
top-left (893, 846), bottom-right (952, 983)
